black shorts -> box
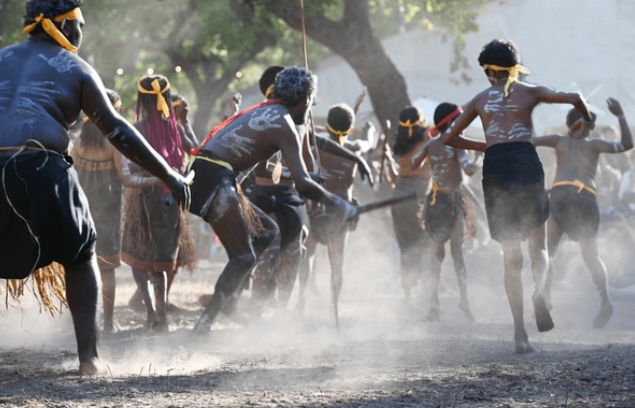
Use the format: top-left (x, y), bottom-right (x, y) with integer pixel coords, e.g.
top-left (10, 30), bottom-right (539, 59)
top-left (424, 190), bottom-right (464, 244)
top-left (0, 151), bottom-right (96, 279)
top-left (482, 142), bottom-right (550, 243)
top-left (189, 154), bottom-right (236, 219)
top-left (550, 186), bottom-right (599, 241)
top-left (250, 184), bottom-right (307, 251)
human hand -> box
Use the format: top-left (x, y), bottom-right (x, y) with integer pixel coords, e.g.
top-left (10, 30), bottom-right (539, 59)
top-left (357, 156), bottom-right (375, 188)
top-left (607, 97), bottom-right (624, 118)
top-left (164, 170), bottom-right (192, 210)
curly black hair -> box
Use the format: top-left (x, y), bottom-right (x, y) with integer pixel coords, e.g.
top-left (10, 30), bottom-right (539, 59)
top-left (80, 88), bottom-right (120, 149)
top-left (327, 103), bottom-right (355, 132)
top-left (478, 38), bottom-right (521, 68)
top-left (24, 0), bottom-right (83, 35)
top-left (434, 102), bottom-right (460, 134)
top-left (273, 66), bottom-right (317, 108)
top-left (393, 106), bottom-right (429, 156)
top-left (259, 66), bottom-right (284, 97)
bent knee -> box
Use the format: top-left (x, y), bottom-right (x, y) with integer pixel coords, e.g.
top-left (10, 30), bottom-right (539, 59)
top-left (235, 251), bottom-right (257, 270)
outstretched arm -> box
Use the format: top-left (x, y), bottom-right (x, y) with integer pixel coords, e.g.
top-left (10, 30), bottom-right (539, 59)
top-left (441, 99), bottom-right (487, 152)
top-left (316, 135), bottom-right (374, 187)
top-left (590, 98), bottom-right (634, 153)
top-left (533, 134), bottom-right (561, 148)
top-left (80, 65), bottom-right (189, 205)
top-left (534, 87), bottom-right (593, 122)
top-left (113, 149), bottom-right (159, 189)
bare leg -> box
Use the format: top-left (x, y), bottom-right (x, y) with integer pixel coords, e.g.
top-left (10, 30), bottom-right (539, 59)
top-left (545, 216), bottom-right (565, 308)
top-left (152, 271), bottom-right (168, 331)
top-left (295, 235), bottom-right (318, 315)
top-left (502, 241), bottom-right (535, 354)
top-left (127, 288), bottom-right (144, 312)
top-left (132, 268), bottom-right (158, 327)
top-left (450, 216), bottom-right (475, 323)
top-left (277, 239), bottom-right (304, 308)
top-left (428, 243), bottom-right (444, 322)
top-left (327, 231), bottom-right (348, 328)
top-left (193, 186), bottom-right (278, 333)
top-left (64, 253), bottom-right (104, 375)
top-left (528, 224), bottom-right (555, 333)
top-left (165, 268), bottom-right (186, 313)
top-left (99, 266), bottom-right (116, 334)
top-left (579, 236), bottom-right (613, 329)
top-left (250, 212), bottom-right (282, 312)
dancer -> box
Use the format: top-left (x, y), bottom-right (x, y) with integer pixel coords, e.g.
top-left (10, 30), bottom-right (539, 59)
top-left (121, 74), bottom-right (196, 332)
top-left (0, 0), bottom-right (189, 374)
top-left (72, 89), bottom-right (158, 333)
top-left (534, 97), bottom-right (632, 328)
top-left (442, 38), bottom-right (593, 353)
top-left (411, 102), bottom-right (481, 322)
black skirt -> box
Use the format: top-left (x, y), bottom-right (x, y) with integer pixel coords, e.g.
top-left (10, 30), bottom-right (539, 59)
top-left (424, 190), bottom-right (464, 244)
top-left (0, 151), bottom-right (96, 279)
top-left (482, 142), bottom-right (550, 242)
top-left (550, 186), bottom-right (599, 241)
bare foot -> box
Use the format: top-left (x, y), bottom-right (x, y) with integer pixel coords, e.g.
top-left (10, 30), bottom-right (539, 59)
top-left (459, 300), bottom-right (476, 323)
top-left (79, 358), bottom-right (107, 376)
top-left (593, 300), bottom-right (614, 329)
top-left (532, 290), bottom-right (555, 332)
top-left (151, 321), bottom-right (170, 333)
top-left (514, 338), bottom-right (536, 354)
top-left (127, 297), bottom-right (145, 312)
top-left (166, 302), bottom-right (188, 314)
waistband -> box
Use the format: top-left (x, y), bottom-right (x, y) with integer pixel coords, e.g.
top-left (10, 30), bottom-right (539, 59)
top-left (74, 156), bottom-right (114, 171)
top-left (188, 150), bottom-right (234, 173)
top-left (429, 179), bottom-right (451, 206)
top-left (552, 180), bottom-right (596, 196)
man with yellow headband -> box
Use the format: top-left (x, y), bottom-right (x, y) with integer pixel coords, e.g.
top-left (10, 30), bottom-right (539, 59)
top-left (442, 38), bottom-right (594, 354)
top-left (246, 67), bottom-right (373, 315)
top-left (295, 103), bottom-right (375, 314)
top-left (0, 0), bottom-right (191, 375)
top-left (534, 98), bottom-right (632, 330)
top-left (411, 102), bottom-right (482, 323)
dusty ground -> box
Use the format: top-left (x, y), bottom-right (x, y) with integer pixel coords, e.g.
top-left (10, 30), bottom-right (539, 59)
top-left (2, 221), bottom-right (635, 407)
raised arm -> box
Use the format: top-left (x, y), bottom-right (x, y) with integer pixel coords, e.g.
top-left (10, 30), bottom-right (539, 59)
top-left (590, 98), bottom-right (634, 153)
top-left (316, 135), bottom-right (374, 187)
top-left (441, 99), bottom-right (487, 152)
top-left (80, 66), bottom-right (189, 205)
top-left (113, 149), bottom-right (159, 189)
top-left (175, 100), bottom-right (199, 146)
top-left (533, 134), bottom-right (562, 149)
top-left (178, 124), bottom-right (196, 153)
top-left (457, 149), bottom-right (482, 177)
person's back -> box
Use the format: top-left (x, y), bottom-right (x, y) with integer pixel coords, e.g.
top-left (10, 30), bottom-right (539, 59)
top-left (441, 38), bottom-right (594, 354)
top-left (0, 41), bottom-right (90, 153)
top-left (553, 137), bottom-right (601, 187)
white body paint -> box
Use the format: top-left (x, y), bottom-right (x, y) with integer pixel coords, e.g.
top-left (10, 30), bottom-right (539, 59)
top-left (38, 51), bottom-right (80, 73)
top-left (248, 108), bottom-right (282, 131)
top-left (218, 125), bottom-right (256, 158)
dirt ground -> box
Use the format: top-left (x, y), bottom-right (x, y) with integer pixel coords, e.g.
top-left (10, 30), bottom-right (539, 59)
top-left (2, 219), bottom-right (635, 408)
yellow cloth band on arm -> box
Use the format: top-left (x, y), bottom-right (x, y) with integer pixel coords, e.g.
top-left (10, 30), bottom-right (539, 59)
top-left (327, 124), bottom-right (354, 146)
top-left (482, 64), bottom-right (531, 97)
top-left (23, 8), bottom-right (83, 53)
top-left (399, 119), bottom-right (423, 138)
top-left (138, 78), bottom-right (171, 118)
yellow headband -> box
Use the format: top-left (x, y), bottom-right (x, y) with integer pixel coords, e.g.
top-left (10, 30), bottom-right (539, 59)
top-left (264, 84), bottom-right (274, 101)
top-left (399, 119), bottom-right (424, 137)
top-left (138, 78), bottom-right (171, 118)
top-left (482, 64), bottom-right (531, 97)
top-left (172, 100), bottom-right (182, 107)
top-left (327, 124), bottom-right (353, 145)
top-left (23, 8), bottom-right (83, 53)
top-left (83, 98), bottom-right (123, 123)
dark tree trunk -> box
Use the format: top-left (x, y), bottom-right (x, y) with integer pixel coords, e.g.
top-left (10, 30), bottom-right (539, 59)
top-left (259, 0), bottom-right (411, 142)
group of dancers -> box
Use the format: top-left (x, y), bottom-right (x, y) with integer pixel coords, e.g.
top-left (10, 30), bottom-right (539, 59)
top-left (0, 1), bottom-right (631, 375)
